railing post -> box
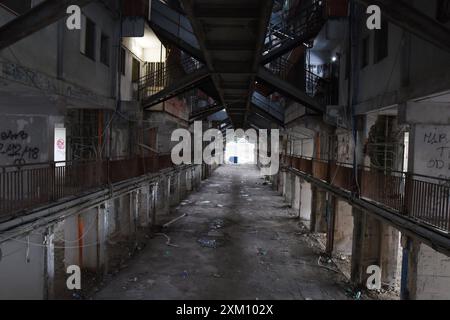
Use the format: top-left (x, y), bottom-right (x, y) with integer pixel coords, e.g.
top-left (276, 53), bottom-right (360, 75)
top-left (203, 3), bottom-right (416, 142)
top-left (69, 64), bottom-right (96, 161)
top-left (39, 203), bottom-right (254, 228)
top-left (403, 172), bottom-right (411, 217)
top-left (50, 162), bottom-right (56, 202)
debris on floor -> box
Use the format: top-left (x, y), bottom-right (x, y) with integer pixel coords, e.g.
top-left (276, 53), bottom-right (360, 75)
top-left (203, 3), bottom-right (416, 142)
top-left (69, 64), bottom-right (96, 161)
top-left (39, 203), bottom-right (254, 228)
top-left (197, 238), bottom-right (220, 248)
top-left (154, 233), bottom-right (179, 248)
top-left (257, 247), bottom-right (267, 256)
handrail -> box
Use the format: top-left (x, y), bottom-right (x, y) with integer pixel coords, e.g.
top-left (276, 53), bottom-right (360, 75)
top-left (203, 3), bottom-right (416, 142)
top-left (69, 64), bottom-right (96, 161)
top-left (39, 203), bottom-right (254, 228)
top-left (251, 92), bottom-right (284, 120)
top-left (138, 54), bottom-right (203, 100)
top-left (0, 155), bottom-right (178, 219)
top-left (264, 1), bottom-right (325, 55)
top-left (282, 154), bottom-right (450, 233)
top-left (265, 56), bottom-right (334, 106)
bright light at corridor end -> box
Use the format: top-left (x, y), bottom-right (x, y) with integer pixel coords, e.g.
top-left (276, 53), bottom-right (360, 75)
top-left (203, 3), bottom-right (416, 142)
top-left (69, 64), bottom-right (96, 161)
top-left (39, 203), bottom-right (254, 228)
top-left (225, 138), bottom-right (256, 165)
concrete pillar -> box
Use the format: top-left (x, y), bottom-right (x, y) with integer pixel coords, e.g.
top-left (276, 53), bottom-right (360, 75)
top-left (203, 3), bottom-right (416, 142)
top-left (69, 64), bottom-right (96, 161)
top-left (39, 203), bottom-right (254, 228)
top-left (281, 171), bottom-right (287, 197)
top-left (332, 199), bottom-right (353, 256)
top-left (157, 175), bottom-right (169, 215)
top-left (98, 203), bottom-right (110, 273)
top-left (80, 208), bottom-right (99, 272)
top-left (350, 209), bottom-right (381, 286)
top-left (299, 180), bottom-right (312, 225)
top-left (170, 173), bottom-right (181, 206)
top-left (403, 239), bottom-right (450, 300)
top-left (310, 187), bottom-right (328, 233)
top-left (380, 224), bottom-right (400, 286)
top-left (118, 194), bottom-right (132, 237)
top-left (179, 169), bottom-right (187, 199)
top-left (186, 169), bottom-right (192, 192)
top-left (64, 215), bottom-right (81, 267)
top-left (284, 172), bottom-right (293, 206)
top-left (292, 176), bottom-right (301, 212)
top-left (350, 209), bottom-right (400, 288)
top-left (138, 185), bottom-right (151, 228)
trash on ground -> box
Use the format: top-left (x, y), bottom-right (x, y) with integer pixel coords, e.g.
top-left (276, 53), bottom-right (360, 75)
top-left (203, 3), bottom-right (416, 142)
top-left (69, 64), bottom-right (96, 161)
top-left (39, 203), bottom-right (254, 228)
top-left (210, 219), bottom-right (225, 229)
top-left (162, 213), bottom-right (188, 228)
top-left (155, 233), bottom-right (179, 248)
top-left (257, 248), bottom-right (267, 256)
top-left (197, 238), bottom-right (222, 248)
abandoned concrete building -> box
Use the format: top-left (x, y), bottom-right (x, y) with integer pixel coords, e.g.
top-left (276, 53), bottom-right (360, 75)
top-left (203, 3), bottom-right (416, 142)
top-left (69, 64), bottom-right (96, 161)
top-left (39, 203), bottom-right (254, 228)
top-left (0, 0), bottom-right (450, 301)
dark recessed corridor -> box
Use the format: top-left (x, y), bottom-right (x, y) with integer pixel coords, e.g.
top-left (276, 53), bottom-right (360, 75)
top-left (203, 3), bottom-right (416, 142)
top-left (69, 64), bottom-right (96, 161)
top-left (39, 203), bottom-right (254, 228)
top-left (94, 165), bottom-right (348, 300)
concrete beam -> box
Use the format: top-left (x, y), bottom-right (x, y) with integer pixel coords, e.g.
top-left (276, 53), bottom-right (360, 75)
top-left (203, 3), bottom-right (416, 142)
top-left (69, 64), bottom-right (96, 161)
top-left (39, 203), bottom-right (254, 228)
top-left (0, 0), bottom-right (95, 50)
top-left (354, 0), bottom-right (450, 53)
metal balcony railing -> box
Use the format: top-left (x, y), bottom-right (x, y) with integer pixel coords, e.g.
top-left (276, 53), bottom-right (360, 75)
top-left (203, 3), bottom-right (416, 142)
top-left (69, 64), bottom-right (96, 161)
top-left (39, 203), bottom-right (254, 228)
top-left (251, 92), bottom-right (284, 121)
top-left (264, 1), bottom-right (325, 58)
top-left (0, 154), bottom-right (175, 220)
top-left (282, 154), bottom-right (450, 234)
top-left (138, 55), bottom-right (203, 100)
top-left (265, 57), bottom-right (334, 106)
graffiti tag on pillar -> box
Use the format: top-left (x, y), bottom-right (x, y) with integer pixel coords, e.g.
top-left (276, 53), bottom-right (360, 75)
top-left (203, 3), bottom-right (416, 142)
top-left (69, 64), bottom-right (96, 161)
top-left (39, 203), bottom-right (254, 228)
top-left (66, 265), bottom-right (81, 290)
top-left (366, 265), bottom-right (382, 290)
top-left (66, 5), bottom-right (81, 30)
top-left (366, 5), bottom-right (381, 30)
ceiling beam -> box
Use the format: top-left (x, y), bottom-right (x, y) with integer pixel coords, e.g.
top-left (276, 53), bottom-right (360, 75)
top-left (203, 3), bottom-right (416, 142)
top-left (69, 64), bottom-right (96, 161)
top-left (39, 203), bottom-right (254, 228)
top-left (0, 0), bottom-right (95, 50)
top-left (354, 0), bottom-right (450, 53)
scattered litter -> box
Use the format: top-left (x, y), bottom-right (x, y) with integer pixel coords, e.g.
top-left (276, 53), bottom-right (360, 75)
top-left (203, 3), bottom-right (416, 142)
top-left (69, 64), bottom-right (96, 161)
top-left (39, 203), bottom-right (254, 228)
top-left (242, 194), bottom-right (249, 197)
top-left (212, 273), bottom-right (222, 278)
top-left (155, 233), bottom-right (179, 248)
top-left (217, 204), bottom-right (224, 208)
top-left (181, 270), bottom-right (189, 279)
top-left (210, 219), bottom-right (225, 229)
top-left (317, 256), bottom-right (340, 273)
top-left (207, 230), bottom-right (224, 237)
top-left (72, 293), bottom-right (82, 300)
top-left (128, 277), bottom-right (138, 282)
top-left (163, 213), bottom-right (188, 228)
top-left (197, 238), bottom-right (222, 248)
top-left (257, 248), bottom-right (267, 256)
top-left (345, 287), bottom-right (362, 300)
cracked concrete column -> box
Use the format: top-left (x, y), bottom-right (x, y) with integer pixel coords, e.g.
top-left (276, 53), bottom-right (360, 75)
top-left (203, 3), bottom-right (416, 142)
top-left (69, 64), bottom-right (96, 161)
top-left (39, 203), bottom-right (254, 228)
top-left (80, 208), bottom-right (99, 272)
top-left (138, 185), bottom-right (151, 228)
top-left (332, 199), bottom-right (353, 257)
top-left (179, 168), bottom-right (187, 199)
top-left (299, 179), bottom-right (312, 226)
top-left (351, 209), bottom-right (381, 287)
top-left (350, 209), bottom-right (400, 289)
top-left (292, 175), bottom-right (301, 212)
top-left (310, 186), bottom-right (328, 233)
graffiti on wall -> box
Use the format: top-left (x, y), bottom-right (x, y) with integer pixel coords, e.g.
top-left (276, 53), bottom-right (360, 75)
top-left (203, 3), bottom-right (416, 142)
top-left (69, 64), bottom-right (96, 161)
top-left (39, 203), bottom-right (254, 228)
top-left (417, 126), bottom-right (450, 184)
top-left (0, 130), bottom-right (41, 165)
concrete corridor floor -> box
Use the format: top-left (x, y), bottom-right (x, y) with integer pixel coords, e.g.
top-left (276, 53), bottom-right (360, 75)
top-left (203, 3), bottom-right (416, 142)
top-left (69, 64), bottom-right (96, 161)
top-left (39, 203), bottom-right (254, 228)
top-left (94, 165), bottom-right (349, 300)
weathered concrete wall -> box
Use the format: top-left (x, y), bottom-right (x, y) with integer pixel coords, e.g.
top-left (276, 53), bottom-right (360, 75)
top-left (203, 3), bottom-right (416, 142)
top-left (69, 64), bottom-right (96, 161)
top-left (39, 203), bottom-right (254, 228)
top-left (0, 233), bottom-right (46, 299)
top-left (0, 164), bottom-right (209, 299)
top-left (407, 242), bottom-right (450, 300)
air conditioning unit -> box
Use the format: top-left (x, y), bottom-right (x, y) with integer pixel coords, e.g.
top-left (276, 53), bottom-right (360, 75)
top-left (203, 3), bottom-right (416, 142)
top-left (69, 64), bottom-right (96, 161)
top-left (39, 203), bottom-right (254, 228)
top-left (324, 105), bottom-right (349, 129)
